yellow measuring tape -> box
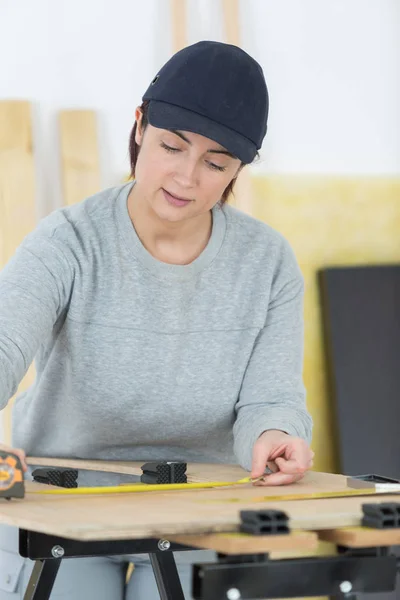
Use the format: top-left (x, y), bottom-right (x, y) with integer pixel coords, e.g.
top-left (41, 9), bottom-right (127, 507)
top-left (223, 488), bottom-right (379, 503)
top-left (30, 477), bottom-right (381, 500)
top-left (32, 476), bottom-right (260, 495)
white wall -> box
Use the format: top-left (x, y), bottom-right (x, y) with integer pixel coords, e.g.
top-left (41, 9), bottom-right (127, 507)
top-left (242, 0), bottom-right (400, 177)
top-left (1, 0), bottom-right (399, 216)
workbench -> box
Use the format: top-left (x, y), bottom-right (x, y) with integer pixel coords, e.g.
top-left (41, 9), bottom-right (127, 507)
top-left (1, 460), bottom-right (400, 600)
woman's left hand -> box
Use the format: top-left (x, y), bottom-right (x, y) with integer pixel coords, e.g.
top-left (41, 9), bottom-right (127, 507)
top-left (251, 429), bottom-right (314, 486)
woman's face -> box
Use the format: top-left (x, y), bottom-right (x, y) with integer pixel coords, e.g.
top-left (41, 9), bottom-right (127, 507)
top-left (133, 108), bottom-right (242, 223)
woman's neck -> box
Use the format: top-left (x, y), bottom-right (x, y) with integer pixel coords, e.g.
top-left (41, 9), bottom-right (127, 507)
top-left (127, 184), bottom-right (213, 265)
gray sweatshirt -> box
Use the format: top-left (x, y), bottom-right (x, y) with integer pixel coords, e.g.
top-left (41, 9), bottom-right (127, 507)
top-left (0, 181), bottom-right (312, 484)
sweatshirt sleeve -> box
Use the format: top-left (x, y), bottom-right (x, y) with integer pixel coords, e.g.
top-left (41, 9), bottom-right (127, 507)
top-left (233, 238), bottom-right (313, 472)
top-left (0, 228), bottom-right (74, 410)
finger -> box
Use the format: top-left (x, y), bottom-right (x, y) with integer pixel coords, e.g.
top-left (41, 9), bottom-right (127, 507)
top-left (269, 444), bottom-right (288, 461)
top-left (274, 456), bottom-right (308, 474)
top-left (251, 443), bottom-right (273, 478)
top-left (21, 454), bottom-right (28, 472)
top-left (274, 456), bottom-right (314, 475)
top-left (277, 439), bottom-right (313, 457)
top-left (256, 471), bottom-right (303, 486)
top-left (270, 440), bottom-right (312, 462)
top-left (266, 460), bottom-right (279, 473)
top-left (14, 449), bottom-right (28, 472)
top-left (20, 456), bottom-right (28, 472)
top-left (278, 441), bottom-right (312, 467)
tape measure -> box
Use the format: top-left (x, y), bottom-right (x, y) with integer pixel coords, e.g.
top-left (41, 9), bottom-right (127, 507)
top-left (32, 476), bottom-right (261, 495)
top-left (0, 450), bottom-right (25, 500)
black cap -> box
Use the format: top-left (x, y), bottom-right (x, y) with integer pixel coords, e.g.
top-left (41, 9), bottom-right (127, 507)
top-left (142, 41), bottom-right (269, 164)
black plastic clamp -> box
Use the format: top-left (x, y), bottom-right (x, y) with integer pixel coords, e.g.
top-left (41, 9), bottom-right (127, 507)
top-left (32, 468), bottom-right (78, 488)
top-left (239, 509), bottom-right (290, 535)
top-left (362, 503), bottom-right (400, 529)
top-left (140, 461), bottom-right (187, 484)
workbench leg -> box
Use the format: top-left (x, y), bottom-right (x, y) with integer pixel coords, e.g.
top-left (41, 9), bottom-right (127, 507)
top-left (149, 552), bottom-right (186, 600)
top-left (23, 559), bottom-right (61, 600)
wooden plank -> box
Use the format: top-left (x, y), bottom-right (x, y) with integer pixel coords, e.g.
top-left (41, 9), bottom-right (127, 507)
top-left (221, 0), bottom-right (253, 215)
top-left (0, 101), bottom-right (36, 280)
top-left (0, 100), bottom-right (37, 444)
top-left (170, 0), bottom-right (187, 53)
top-left (0, 100), bottom-right (32, 154)
top-left (59, 110), bottom-right (100, 206)
top-left (1, 472), bottom-right (398, 543)
top-left (0, 485), bottom-right (397, 543)
top-left (318, 527), bottom-right (400, 548)
top-left (169, 530), bottom-right (318, 554)
top-left (221, 0), bottom-right (240, 46)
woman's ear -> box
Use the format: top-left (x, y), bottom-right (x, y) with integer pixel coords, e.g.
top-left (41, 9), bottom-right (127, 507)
top-left (135, 107), bottom-right (144, 145)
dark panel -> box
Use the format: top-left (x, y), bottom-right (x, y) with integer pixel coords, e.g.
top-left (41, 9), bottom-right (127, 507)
top-left (319, 265), bottom-right (400, 600)
top-left (319, 265), bottom-right (400, 479)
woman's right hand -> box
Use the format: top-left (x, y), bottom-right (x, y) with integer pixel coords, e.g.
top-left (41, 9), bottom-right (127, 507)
top-left (0, 443), bottom-right (28, 472)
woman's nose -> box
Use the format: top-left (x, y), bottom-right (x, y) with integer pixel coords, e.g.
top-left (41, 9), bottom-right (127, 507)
top-left (173, 159), bottom-right (198, 188)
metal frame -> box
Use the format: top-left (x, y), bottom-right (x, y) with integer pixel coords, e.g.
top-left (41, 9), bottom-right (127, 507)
top-left (20, 529), bottom-right (194, 600)
top-left (19, 529), bottom-right (400, 600)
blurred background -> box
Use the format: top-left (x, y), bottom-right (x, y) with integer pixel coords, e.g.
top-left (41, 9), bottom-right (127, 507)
top-left (1, 0), bottom-right (399, 478)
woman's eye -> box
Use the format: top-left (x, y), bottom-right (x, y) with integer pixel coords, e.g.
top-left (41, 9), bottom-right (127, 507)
top-left (161, 142), bottom-right (180, 153)
top-left (207, 161), bottom-right (226, 172)
top-left (160, 142), bottom-right (226, 172)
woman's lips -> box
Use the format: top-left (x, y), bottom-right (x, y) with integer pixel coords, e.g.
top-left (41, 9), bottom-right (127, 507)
top-left (162, 189), bottom-right (193, 207)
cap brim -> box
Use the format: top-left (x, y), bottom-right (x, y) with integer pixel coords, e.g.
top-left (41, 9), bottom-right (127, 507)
top-left (147, 100), bottom-right (256, 164)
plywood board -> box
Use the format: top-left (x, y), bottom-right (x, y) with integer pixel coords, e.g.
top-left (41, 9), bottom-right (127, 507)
top-left (24, 463), bottom-right (376, 496)
top-left (0, 472), bottom-right (399, 544)
top-left (0, 100), bottom-right (37, 444)
top-left (59, 109), bottom-right (100, 206)
top-left (25, 459), bottom-right (362, 494)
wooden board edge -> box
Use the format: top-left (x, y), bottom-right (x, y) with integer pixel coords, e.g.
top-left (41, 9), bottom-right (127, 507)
top-left (27, 457), bottom-right (144, 476)
top-left (318, 526), bottom-right (400, 547)
top-left (168, 530), bottom-right (318, 553)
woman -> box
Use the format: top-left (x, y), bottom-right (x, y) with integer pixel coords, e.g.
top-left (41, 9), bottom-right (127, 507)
top-left (0, 41), bottom-right (313, 598)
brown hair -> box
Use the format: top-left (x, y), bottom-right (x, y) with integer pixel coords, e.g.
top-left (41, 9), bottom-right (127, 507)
top-left (128, 101), bottom-right (254, 205)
